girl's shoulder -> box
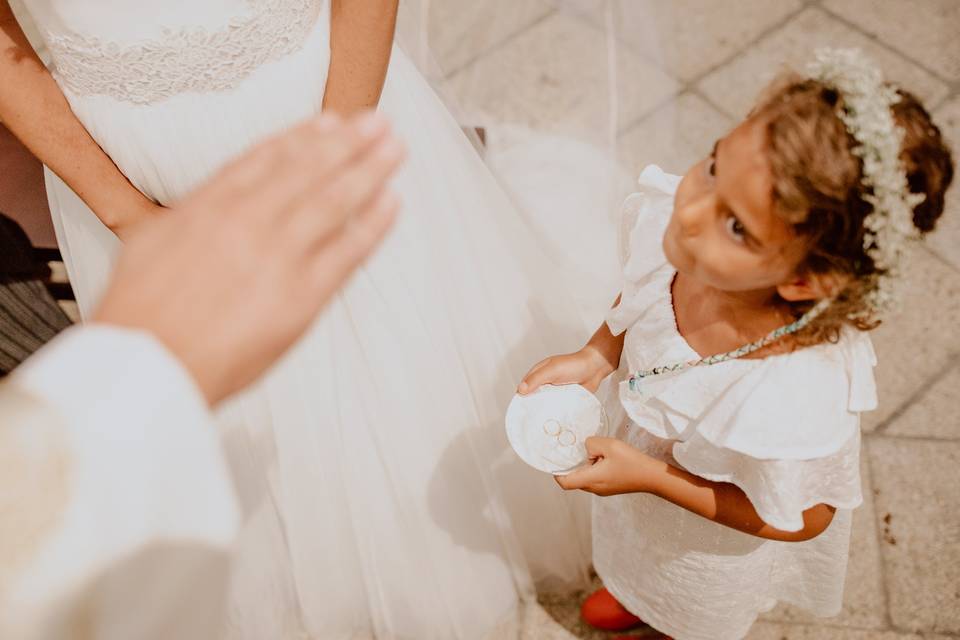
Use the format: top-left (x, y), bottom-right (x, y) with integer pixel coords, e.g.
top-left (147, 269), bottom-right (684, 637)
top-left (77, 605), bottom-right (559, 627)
top-left (699, 327), bottom-right (878, 460)
top-left (673, 332), bottom-right (875, 530)
top-left (619, 326), bottom-right (878, 461)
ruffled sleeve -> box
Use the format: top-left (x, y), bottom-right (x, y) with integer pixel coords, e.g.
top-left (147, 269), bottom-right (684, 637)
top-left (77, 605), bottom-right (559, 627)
top-left (605, 165), bottom-right (682, 336)
top-left (674, 430), bottom-right (863, 532)
top-left (669, 330), bottom-right (878, 532)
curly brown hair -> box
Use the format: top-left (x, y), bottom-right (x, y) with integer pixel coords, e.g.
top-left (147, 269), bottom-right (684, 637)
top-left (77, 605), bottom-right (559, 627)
top-left (750, 73), bottom-right (954, 345)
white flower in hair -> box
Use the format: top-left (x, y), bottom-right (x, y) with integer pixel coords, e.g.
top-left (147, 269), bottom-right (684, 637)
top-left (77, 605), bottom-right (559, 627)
top-left (807, 47), bottom-right (925, 317)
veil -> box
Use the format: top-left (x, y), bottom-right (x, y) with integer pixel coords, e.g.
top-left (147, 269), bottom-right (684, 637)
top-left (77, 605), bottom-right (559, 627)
top-left (387, 1), bottom-right (680, 608)
top-left (396, 0), bottom-right (678, 326)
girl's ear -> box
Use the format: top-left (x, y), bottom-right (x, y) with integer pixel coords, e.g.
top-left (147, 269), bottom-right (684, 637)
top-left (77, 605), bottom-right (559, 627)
top-left (777, 271), bottom-right (847, 302)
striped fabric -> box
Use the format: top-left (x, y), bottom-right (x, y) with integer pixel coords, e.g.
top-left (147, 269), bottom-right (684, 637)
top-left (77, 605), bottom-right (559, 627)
top-left (0, 278), bottom-right (72, 374)
top-left (0, 213), bottom-right (73, 375)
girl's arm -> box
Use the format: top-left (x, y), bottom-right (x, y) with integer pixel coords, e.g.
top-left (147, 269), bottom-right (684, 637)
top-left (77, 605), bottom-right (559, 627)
top-left (323, 0), bottom-right (398, 115)
top-left (0, 2), bottom-right (161, 238)
top-left (519, 295), bottom-right (624, 394)
top-left (558, 437), bottom-right (836, 543)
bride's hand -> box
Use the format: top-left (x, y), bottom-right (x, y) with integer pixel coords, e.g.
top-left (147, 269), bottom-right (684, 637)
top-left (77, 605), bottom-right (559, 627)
top-left (517, 345), bottom-right (615, 395)
top-left (113, 201), bottom-right (166, 241)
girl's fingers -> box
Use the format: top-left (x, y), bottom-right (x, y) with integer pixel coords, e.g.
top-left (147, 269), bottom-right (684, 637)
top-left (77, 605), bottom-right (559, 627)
top-left (519, 357), bottom-right (578, 394)
top-left (518, 358), bottom-right (551, 394)
top-left (584, 436), bottom-right (610, 459)
top-left (554, 472), bottom-right (581, 491)
top-left (583, 376), bottom-right (601, 393)
top-left (555, 461), bottom-right (602, 491)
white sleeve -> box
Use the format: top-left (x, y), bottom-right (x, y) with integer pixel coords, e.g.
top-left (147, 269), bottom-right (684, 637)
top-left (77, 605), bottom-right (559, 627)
top-left (0, 325), bottom-right (240, 640)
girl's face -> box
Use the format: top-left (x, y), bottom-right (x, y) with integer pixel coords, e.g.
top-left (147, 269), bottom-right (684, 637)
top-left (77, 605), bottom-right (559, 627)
top-left (664, 118), bottom-right (809, 295)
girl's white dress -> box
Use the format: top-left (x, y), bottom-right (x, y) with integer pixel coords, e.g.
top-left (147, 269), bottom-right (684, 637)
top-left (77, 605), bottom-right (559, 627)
top-left (596, 166), bottom-right (878, 640)
top-left (16, 1), bottom-right (595, 638)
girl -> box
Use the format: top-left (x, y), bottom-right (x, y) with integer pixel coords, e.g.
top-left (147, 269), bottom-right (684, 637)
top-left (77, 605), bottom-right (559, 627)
top-left (519, 49), bottom-right (954, 640)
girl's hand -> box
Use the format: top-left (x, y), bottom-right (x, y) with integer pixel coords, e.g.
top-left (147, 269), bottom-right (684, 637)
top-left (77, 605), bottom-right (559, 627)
top-left (518, 346), bottom-right (615, 395)
top-left (560, 437), bottom-right (838, 543)
top-left (554, 437), bottom-right (656, 497)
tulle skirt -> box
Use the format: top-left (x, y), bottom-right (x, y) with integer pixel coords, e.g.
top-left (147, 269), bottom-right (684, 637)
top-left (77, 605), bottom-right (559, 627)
top-left (45, 9), bottom-right (601, 638)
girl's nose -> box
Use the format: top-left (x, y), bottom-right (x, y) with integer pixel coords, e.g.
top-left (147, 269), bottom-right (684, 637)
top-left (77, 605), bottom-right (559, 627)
top-left (675, 196), bottom-right (709, 237)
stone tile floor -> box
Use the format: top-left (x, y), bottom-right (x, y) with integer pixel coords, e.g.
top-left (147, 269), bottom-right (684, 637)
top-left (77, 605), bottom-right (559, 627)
top-left (432, 1), bottom-right (960, 639)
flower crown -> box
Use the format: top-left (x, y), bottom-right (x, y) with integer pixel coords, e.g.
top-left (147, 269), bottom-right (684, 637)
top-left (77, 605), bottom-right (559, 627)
top-left (807, 47), bottom-right (925, 319)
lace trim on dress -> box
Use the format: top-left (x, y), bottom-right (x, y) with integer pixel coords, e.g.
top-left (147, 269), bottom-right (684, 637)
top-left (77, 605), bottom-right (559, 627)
top-left (44, 0), bottom-right (323, 105)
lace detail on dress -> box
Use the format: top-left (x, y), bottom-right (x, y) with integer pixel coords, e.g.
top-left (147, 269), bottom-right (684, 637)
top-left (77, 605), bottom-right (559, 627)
top-left (44, 0), bottom-right (323, 105)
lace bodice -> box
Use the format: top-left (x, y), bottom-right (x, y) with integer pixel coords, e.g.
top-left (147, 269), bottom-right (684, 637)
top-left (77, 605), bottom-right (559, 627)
top-left (20, 0), bottom-right (324, 105)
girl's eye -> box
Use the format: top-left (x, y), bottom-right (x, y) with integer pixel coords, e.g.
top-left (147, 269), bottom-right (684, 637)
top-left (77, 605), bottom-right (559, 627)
top-left (706, 156), bottom-right (716, 178)
top-left (725, 216), bottom-right (747, 243)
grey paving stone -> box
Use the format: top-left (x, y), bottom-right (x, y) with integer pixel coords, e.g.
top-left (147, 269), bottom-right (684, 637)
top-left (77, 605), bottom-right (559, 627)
top-left (537, 574), bottom-right (686, 638)
top-left (410, 0), bottom-right (555, 75)
top-left (884, 364), bottom-right (960, 440)
top-left (697, 7), bottom-right (950, 120)
top-left (867, 437), bottom-right (960, 634)
top-left (861, 248), bottom-right (960, 433)
top-left (615, 0), bottom-right (804, 83)
top-left (537, 576), bottom-right (607, 640)
top-left (822, 0), bottom-right (960, 83)
top-left (504, 600), bottom-right (579, 639)
top-left (762, 456), bottom-right (887, 629)
top-left (445, 12), bottom-right (678, 134)
top-left (748, 621), bottom-right (923, 639)
top-left (618, 91), bottom-right (735, 177)
top-left (925, 97), bottom-right (960, 271)
top-left (547, 0), bottom-right (804, 83)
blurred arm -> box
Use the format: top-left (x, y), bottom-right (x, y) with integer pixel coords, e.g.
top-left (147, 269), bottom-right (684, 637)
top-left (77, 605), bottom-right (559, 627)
top-left (0, 326), bottom-right (238, 640)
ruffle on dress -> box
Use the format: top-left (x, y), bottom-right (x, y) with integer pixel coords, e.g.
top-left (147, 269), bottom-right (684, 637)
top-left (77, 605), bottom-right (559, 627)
top-left (608, 165), bottom-right (680, 337)
top-left (604, 165), bottom-right (878, 532)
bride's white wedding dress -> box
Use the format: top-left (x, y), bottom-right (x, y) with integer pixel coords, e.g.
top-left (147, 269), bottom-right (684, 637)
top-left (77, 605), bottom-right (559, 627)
top-left (17, 1), bottom-right (599, 638)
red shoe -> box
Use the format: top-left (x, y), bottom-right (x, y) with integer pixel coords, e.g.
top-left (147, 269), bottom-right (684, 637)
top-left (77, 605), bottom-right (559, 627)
top-left (580, 587), bottom-right (643, 631)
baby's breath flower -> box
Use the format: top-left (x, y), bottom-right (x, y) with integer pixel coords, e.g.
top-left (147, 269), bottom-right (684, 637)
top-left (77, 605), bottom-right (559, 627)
top-left (807, 48), bottom-right (923, 318)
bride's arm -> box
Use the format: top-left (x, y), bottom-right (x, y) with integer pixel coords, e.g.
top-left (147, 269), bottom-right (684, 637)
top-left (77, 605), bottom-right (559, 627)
top-left (323, 0), bottom-right (398, 115)
top-left (0, 2), bottom-right (161, 238)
